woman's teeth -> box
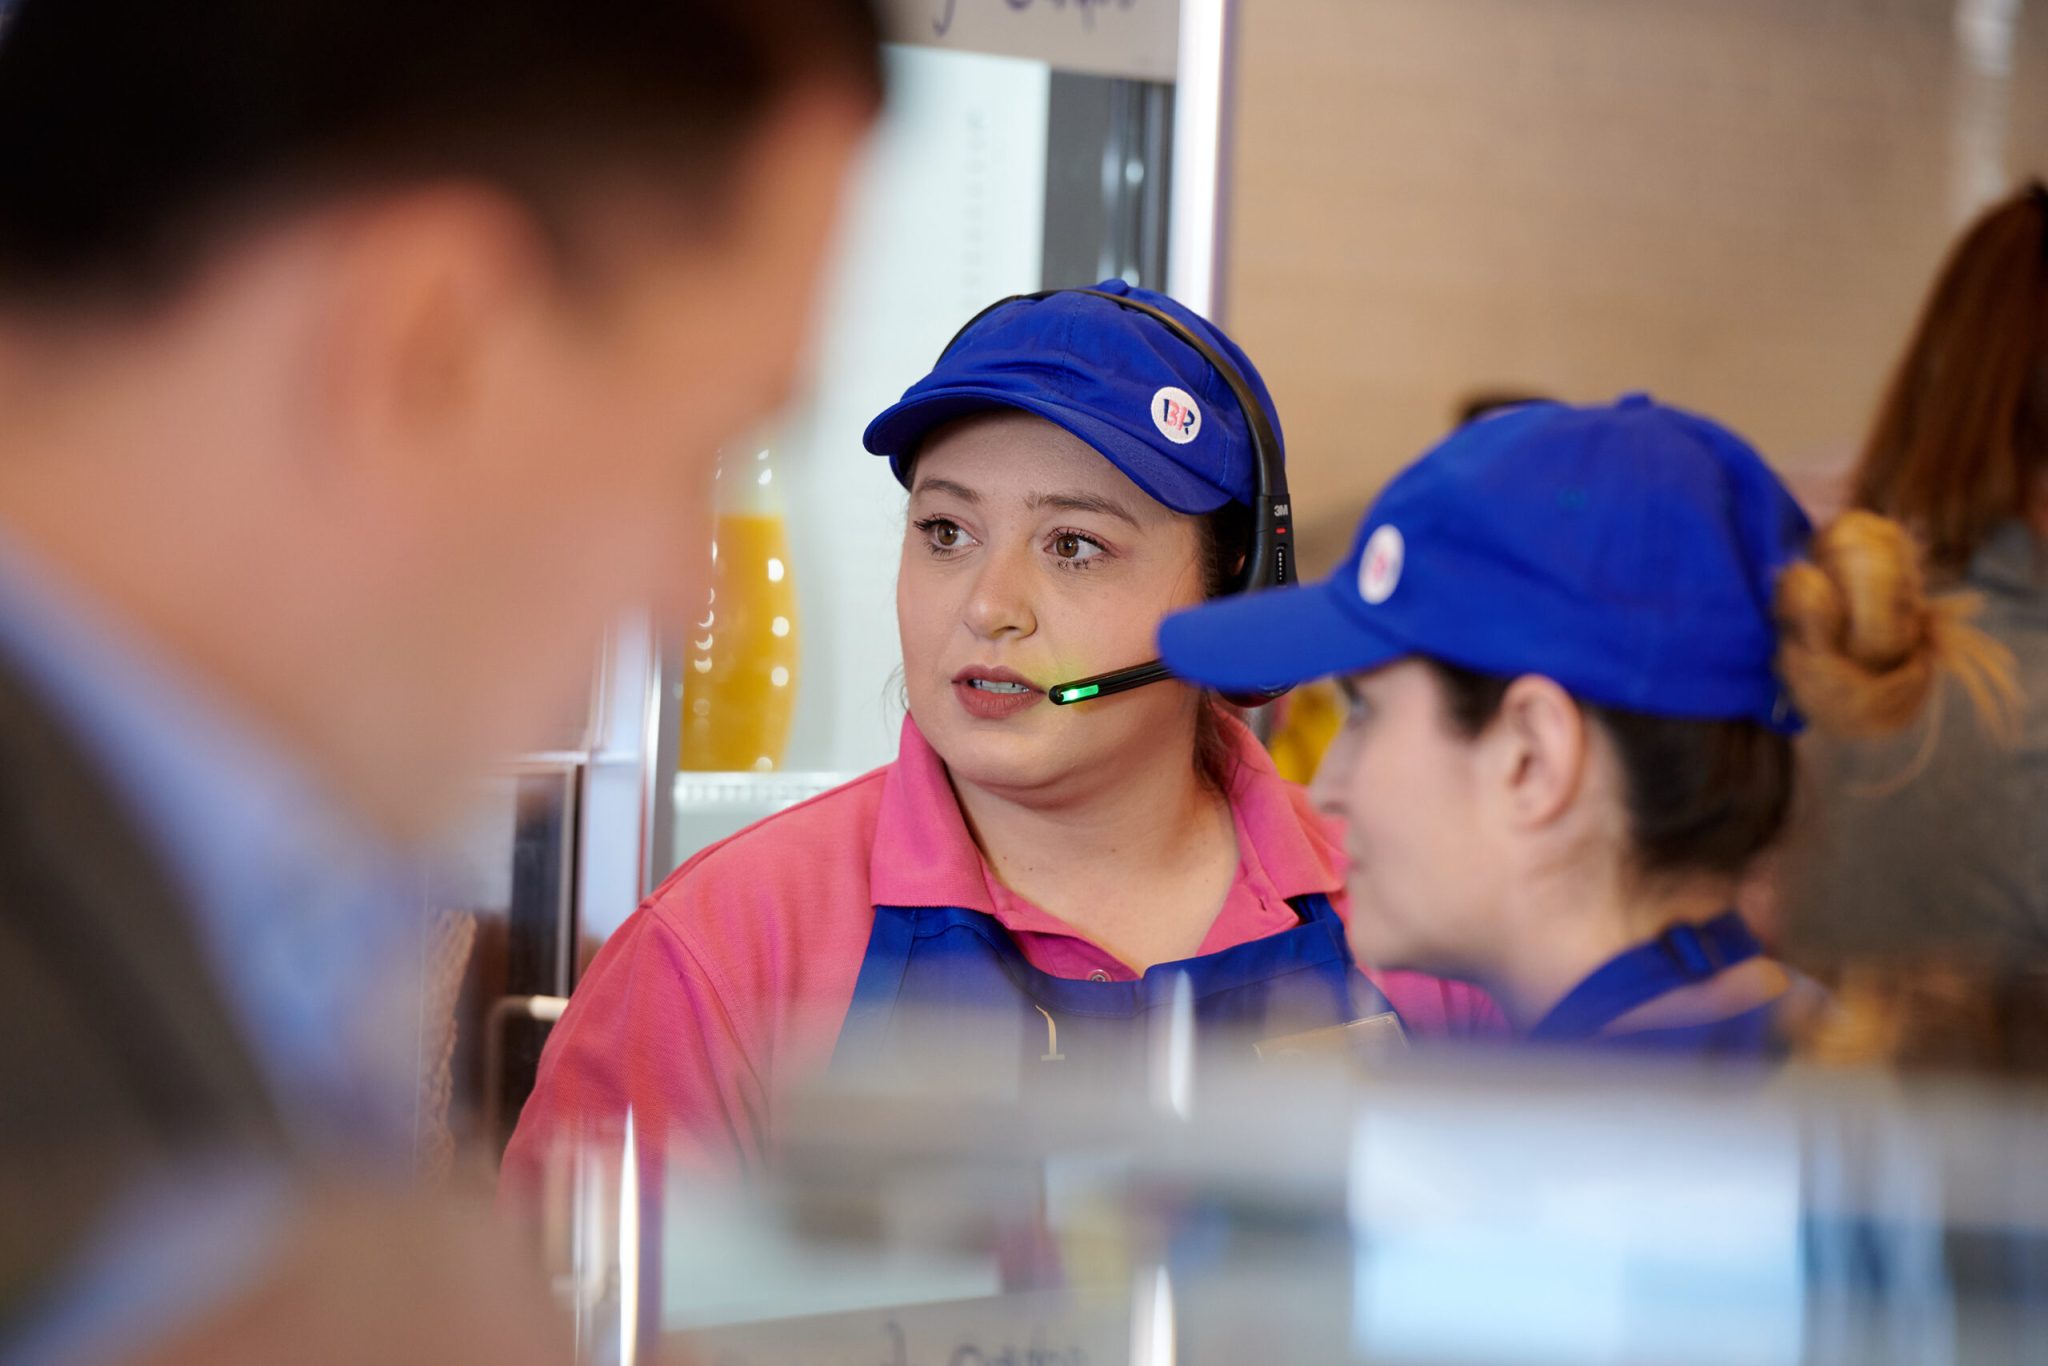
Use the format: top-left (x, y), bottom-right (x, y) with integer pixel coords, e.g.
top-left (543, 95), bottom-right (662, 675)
top-left (968, 679), bottom-right (1032, 694)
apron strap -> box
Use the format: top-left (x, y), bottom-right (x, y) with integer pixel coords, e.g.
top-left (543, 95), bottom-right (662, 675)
top-left (1288, 891), bottom-right (1339, 928)
top-left (1528, 909), bottom-right (1763, 1042)
top-left (835, 902), bottom-right (925, 1053)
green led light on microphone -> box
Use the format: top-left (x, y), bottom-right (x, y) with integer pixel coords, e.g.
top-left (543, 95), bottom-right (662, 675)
top-left (1045, 660), bottom-right (1175, 706)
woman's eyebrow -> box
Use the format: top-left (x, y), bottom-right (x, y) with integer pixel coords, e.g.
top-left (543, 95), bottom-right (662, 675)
top-left (1030, 491), bottom-right (1139, 527)
top-left (910, 477), bottom-right (981, 504)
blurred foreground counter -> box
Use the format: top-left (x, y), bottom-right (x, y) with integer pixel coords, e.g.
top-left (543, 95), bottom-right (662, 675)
top-left (515, 1031), bottom-right (2048, 1366)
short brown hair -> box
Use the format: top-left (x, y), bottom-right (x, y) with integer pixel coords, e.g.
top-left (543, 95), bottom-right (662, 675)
top-left (0, 0), bottom-right (884, 309)
top-left (1849, 182), bottom-right (2048, 573)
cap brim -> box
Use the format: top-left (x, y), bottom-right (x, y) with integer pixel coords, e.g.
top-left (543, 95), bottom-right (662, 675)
top-left (1157, 574), bottom-right (1408, 694)
top-left (864, 387), bottom-right (1234, 516)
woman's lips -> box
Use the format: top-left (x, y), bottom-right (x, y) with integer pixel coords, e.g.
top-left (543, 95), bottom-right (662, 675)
top-left (952, 667), bottom-right (1044, 720)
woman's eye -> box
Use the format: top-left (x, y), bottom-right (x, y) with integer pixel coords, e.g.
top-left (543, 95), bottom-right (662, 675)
top-left (1050, 533), bottom-right (1104, 564)
top-left (1336, 682), bottom-right (1370, 727)
top-left (916, 517), bottom-right (973, 551)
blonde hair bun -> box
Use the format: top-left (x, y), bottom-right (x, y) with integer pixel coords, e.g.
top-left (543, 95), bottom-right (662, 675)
top-left (1775, 510), bottom-right (2017, 740)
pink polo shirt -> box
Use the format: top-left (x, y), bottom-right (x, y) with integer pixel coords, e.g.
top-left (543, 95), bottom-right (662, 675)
top-left (504, 715), bottom-right (1501, 1181)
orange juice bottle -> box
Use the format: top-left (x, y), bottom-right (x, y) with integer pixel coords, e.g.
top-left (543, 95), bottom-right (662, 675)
top-left (679, 445), bottom-right (800, 772)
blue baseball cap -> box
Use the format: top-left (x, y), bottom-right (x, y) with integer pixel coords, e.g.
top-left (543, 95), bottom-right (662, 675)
top-left (1157, 394), bottom-right (1816, 732)
top-left (862, 280), bottom-right (1283, 515)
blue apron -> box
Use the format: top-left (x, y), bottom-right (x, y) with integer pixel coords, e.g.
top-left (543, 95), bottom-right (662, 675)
top-left (832, 893), bottom-right (1400, 1091)
top-left (1529, 909), bottom-right (1783, 1057)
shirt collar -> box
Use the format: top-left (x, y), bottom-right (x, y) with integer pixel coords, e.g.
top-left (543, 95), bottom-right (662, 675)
top-left (1215, 712), bottom-right (1350, 902)
top-left (869, 715), bottom-right (999, 914)
top-left (868, 711), bottom-right (1345, 929)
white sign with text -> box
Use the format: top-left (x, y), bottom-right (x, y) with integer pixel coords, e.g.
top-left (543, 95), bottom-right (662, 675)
top-left (881, 0), bottom-right (1180, 82)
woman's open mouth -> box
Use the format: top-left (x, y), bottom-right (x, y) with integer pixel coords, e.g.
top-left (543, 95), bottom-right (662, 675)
top-left (952, 667), bottom-right (1044, 720)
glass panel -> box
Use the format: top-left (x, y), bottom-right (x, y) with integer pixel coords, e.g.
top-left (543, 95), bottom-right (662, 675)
top-left (659, 45), bottom-right (1056, 872)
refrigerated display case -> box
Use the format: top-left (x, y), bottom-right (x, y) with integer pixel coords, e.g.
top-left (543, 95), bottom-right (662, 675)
top-left (444, 0), bottom-right (1241, 1162)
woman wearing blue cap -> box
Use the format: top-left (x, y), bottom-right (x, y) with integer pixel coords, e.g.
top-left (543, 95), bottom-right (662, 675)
top-left (1157, 395), bottom-right (2013, 1056)
top-left (507, 282), bottom-right (1497, 1177)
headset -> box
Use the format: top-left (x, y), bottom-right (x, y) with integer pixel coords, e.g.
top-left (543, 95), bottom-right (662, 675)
top-left (932, 287), bottom-right (1294, 708)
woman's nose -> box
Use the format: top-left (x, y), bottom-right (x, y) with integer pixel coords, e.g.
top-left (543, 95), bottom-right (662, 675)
top-left (1309, 726), bottom-right (1357, 816)
top-left (962, 544), bottom-right (1037, 641)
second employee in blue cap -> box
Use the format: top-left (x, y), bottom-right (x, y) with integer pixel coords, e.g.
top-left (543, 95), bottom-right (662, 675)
top-left (508, 283), bottom-right (1499, 1178)
top-left (1160, 395), bottom-right (2015, 1058)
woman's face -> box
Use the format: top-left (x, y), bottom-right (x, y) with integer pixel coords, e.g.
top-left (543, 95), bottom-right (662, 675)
top-left (898, 411), bottom-right (1208, 802)
top-left (1311, 660), bottom-right (1502, 978)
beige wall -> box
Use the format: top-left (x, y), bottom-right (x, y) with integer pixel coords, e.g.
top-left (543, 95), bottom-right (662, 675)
top-left (1224, 0), bottom-right (2048, 572)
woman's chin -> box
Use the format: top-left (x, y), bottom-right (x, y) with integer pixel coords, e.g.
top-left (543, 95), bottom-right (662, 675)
top-left (912, 686), bottom-right (1189, 802)
top-left (922, 718), bottom-right (1079, 798)
top-left (1343, 899), bottom-right (1415, 974)
top-left (945, 744), bottom-right (1062, 795)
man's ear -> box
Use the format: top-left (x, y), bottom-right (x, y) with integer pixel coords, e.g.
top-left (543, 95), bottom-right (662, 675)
top-left (305, 186), bottom-right (555, 489)
top-left (1487, 674), bottom-right (1590, 832)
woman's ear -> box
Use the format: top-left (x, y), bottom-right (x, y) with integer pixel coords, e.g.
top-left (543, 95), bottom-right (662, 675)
top-left (1485, 675), bottom-right (1590, 830)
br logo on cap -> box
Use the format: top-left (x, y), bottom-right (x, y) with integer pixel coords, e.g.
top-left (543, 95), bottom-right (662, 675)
top-left (1152, 386), bottom-right (1202, 445)
top-left (1358, 526), bottom-right (1404, 605)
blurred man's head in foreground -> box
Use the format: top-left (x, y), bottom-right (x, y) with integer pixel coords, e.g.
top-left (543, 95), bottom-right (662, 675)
top-left (0, 0), bottom-right (883, 834)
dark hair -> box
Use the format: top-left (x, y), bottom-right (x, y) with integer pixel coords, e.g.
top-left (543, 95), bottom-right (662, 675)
top-left (0, 0), bottom-right (884, 309)
top-left (1429, 661), bottom-right (1797, 881)
top-left (1849, 180), bottom-right (2048, 572)
top-left (1193, 500), bottom-right (1254, 789)
top-left (1453, 390), bottom-right (1551, 428)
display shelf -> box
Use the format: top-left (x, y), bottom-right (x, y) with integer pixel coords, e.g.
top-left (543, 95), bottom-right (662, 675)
top-left (674, 770), bottom-right (861, 810)
top-left (669, 770), bottom-right (863, 877)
